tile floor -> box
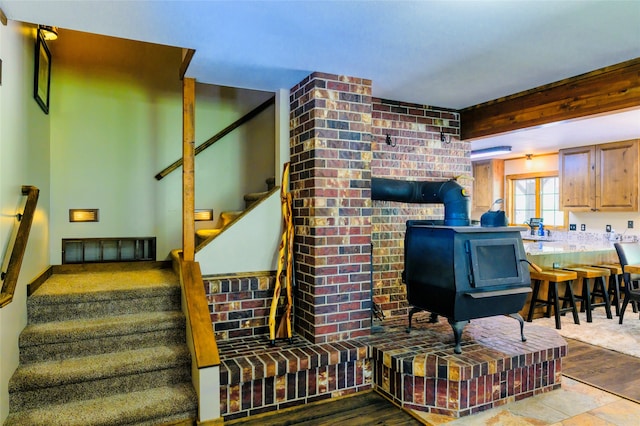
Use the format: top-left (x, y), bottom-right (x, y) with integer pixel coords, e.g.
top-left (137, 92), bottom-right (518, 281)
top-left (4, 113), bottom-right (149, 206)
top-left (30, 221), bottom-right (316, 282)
top-left (410, 375), bottom-right (639, 425)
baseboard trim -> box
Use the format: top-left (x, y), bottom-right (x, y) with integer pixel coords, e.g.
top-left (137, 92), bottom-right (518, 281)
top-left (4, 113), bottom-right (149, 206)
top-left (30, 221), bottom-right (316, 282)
top-left (27, 266), bottom-right (53, 296)
top-left (202, 270), bottom-right (276, 280)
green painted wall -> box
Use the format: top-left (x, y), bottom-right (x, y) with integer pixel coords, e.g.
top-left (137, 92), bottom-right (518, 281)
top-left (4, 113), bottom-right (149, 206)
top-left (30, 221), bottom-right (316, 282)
top-left (49, 29), bottom-right (274, 262)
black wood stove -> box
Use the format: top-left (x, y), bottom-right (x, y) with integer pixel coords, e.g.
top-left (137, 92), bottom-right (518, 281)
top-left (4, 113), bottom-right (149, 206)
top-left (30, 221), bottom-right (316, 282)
top-left (372, 177), bottom-right (531, 354)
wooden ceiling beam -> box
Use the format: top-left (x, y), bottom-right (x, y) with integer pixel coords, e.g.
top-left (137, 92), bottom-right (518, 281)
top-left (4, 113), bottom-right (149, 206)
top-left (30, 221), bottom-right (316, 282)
top-left (460, 57), bottom-right (640, 140)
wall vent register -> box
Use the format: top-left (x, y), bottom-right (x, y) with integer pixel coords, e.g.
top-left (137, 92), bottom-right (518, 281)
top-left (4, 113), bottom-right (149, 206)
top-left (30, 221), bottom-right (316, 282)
top-left (62, 237), bottom-right (156, 264)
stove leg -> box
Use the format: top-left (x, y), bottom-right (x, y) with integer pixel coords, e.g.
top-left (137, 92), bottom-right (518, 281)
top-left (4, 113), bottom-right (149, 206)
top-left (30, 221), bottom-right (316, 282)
top-left (509, 313), bottom-right (527, 342)
top-left (448, 319), bottom-right (469, 354)
top-left (406, 307), bottom-right (423, 333)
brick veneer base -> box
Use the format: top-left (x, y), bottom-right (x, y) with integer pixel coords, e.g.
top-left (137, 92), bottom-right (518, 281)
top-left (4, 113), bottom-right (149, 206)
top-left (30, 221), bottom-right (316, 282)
top-left (218, 336), bottom-right (372, 421)
top-left (204, 273), bottom-right (280, 342)
top-left (370, 313), bottom-right (566, 417)
top-left (217, 313), bottom-right (567, 420)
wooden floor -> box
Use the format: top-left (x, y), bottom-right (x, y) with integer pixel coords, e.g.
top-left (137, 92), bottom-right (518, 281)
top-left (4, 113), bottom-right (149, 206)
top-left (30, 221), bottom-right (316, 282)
top-left (225, 391), bottom-right (422, 426)
top-left (563, 337), bottom-right (640, 402)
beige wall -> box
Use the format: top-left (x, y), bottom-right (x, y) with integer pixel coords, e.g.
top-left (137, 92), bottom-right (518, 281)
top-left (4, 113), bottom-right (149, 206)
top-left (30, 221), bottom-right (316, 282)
top-left (48, 29), bottom-right (275, 263)
top-left (0, 21), bottom-right (52, 423)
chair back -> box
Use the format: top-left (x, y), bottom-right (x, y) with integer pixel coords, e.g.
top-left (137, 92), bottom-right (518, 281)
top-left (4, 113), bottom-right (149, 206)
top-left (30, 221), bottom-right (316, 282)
top-left (614, 242), bottom-right (640, 268)
top-left (614, 242), bottom-right (640, 295)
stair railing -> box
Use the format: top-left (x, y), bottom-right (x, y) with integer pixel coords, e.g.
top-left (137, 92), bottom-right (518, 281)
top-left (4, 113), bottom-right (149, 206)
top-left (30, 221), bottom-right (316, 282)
top-left (155, 96), bottom-right (275, 181)
top-left (176, 253), bottom-right (221, 422)
top-left (0, 185), bottom-right (40, 308)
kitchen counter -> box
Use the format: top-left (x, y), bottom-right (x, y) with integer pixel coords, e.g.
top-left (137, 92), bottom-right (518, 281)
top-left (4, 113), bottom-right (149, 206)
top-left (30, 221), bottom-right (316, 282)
top-left (523, 239), bottom-right (616, 255)
top-left (523, 239), bottom-right (618, 270)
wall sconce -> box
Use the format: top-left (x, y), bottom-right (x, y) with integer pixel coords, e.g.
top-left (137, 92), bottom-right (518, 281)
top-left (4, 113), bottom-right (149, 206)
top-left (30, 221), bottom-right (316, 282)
top-left (470, 146), bottom-right (512, 160)
top-left (69, 209), bottom-right (99, 222)
top-left (194, 209), bottom-right (214, 221)
top-left (39, 25), bottom-right (58, 41)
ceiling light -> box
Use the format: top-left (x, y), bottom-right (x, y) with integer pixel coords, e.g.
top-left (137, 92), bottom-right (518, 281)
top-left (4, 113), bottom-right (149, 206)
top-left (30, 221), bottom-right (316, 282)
top-left (525, 154), bottom-right (533, 160)
top-left (470, 146), bottom-right (512, 159)
top-left (39, 25), bottom-right (58, 41)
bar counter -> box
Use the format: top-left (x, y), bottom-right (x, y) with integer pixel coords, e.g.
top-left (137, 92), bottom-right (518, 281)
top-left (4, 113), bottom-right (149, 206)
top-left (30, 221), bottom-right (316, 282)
top-left (523, 239), bottom-right (618, 269)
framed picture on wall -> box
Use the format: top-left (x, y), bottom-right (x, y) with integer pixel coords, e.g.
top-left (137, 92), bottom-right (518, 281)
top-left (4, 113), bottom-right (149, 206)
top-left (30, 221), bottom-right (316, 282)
top-left (34, 29), bottom-right (51, 114)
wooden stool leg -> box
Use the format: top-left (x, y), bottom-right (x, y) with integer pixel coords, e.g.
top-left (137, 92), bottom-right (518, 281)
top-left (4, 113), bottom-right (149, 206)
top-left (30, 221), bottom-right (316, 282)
top-left (562, 280), bottom-right (580, 325)
top-left (582, 278), bottom-right (593, 323)
top-left (609, 274), bottom-right (621, 317)
top-left (550, 282), bottom-right (562, 329)
top-left (527, 279), bottom-right (542, 322)
top-left (619, 297), bottom-right (630, 325)
top-left (596, 276), bottom-right (613, 319)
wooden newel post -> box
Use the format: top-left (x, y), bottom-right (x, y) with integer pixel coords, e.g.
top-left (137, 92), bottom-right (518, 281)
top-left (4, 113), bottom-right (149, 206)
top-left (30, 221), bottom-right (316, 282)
top-left (182, 77), bottom-right (196, 261)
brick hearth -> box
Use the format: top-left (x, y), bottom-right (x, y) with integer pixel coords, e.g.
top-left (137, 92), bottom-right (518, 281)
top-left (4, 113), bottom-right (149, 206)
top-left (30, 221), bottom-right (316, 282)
top-left (216, 313), bottom-right (566, 421)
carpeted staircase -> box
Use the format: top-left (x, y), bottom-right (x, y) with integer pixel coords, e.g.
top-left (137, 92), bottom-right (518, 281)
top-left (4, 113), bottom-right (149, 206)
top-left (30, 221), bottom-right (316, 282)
top-left (4, 267), bottom-right (197, 426)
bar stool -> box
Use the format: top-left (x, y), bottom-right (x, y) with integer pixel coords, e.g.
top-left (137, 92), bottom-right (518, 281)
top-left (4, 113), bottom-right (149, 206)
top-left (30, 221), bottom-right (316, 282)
top-left (563, 266), bottom-right (612, 322)
top-left (527, 269), bottom-right (580, 329)
top-left (591, 263), bottom-right (623, 316)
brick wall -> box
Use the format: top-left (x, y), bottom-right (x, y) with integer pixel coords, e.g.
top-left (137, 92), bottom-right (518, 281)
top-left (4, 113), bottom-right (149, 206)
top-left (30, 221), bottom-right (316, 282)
top-left (204, 274), bottom-right (278, 341)
top-left (370, 98), bottom-right (469, 319)
top-left (289, 72), bottom-right (373, 344)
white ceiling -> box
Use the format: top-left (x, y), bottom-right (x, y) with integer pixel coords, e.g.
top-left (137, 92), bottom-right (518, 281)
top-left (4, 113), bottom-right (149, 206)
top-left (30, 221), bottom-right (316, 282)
top-left (2, 0), bottom-right (639, 158)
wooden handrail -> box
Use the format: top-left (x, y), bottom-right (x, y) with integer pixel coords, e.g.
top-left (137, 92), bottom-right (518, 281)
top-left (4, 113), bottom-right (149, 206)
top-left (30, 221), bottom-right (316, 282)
top-left (178, 255), bottom-right (220, 368)
top-left (0, 185), bottom-right (40, 308)
top-left (155, 96), bottom-right (275, 180)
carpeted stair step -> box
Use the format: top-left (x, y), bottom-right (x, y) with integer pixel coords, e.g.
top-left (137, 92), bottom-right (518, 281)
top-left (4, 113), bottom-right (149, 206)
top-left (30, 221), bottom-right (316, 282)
top-left (27, 270), bottom-right (180, 324)
top-left (266, 176), bottom-right (276, 190)
top-left (19, 311), bottom-right (186, 363)
top-left (243, 191), bottom-right (269, 208)
top-left (195, 210), bottom-right (243, 242)
top-left (9, 345), bottom-right (191, 411)
top-left (3, 383), bottom-right (197, 426)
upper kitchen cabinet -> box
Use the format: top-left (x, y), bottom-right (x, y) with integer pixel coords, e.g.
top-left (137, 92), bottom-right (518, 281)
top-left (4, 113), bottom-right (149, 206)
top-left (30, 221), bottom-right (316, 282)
top-left (472, 159), bottom-right (504, 219)
top-left (559, 139), bottom-right (639, 212)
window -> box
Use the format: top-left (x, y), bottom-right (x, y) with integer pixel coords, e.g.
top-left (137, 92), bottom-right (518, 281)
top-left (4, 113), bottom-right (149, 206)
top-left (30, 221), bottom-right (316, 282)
top-left (507, 173), bottom-right (563, 228)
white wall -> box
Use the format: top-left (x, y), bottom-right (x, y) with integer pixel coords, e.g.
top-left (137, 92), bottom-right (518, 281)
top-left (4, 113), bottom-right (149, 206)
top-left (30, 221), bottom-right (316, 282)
top-left (0, 20), bottom-right (51, 423)
top-left (196, 191), bottom-right (282, 275)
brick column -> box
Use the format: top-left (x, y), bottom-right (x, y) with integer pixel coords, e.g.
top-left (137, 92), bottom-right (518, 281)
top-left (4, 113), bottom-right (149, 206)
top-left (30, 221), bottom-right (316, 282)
top-left (289, 72), bottom-right (372, 344)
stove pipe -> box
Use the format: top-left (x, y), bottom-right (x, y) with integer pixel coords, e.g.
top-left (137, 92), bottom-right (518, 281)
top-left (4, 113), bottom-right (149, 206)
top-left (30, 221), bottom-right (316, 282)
top-left (371, 177), bottom-right (470, 226)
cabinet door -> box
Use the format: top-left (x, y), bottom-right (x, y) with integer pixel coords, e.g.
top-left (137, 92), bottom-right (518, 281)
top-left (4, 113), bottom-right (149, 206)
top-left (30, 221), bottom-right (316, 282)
top-left (596, 139), bottom-right (639, 211)
top-left (559, 146), bottom-right (596, 210)
top-left (472, 161), bottom-right (492, 213)
top-left (472, 159), bottom-right (504, 216)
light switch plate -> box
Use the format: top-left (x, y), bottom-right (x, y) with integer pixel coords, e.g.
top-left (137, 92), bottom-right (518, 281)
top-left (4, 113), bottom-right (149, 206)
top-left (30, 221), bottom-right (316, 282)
top-left (569, 224), bottom-right (576, 231)
top-left (580, 224), bottom-right (586, 231)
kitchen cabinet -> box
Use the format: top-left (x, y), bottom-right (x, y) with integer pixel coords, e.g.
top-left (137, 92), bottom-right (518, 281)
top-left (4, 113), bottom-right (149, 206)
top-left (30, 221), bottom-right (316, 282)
top-left (559, 139), bottom-right (639, 212)
top-left (471, 159), bottom-right (504, 219)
